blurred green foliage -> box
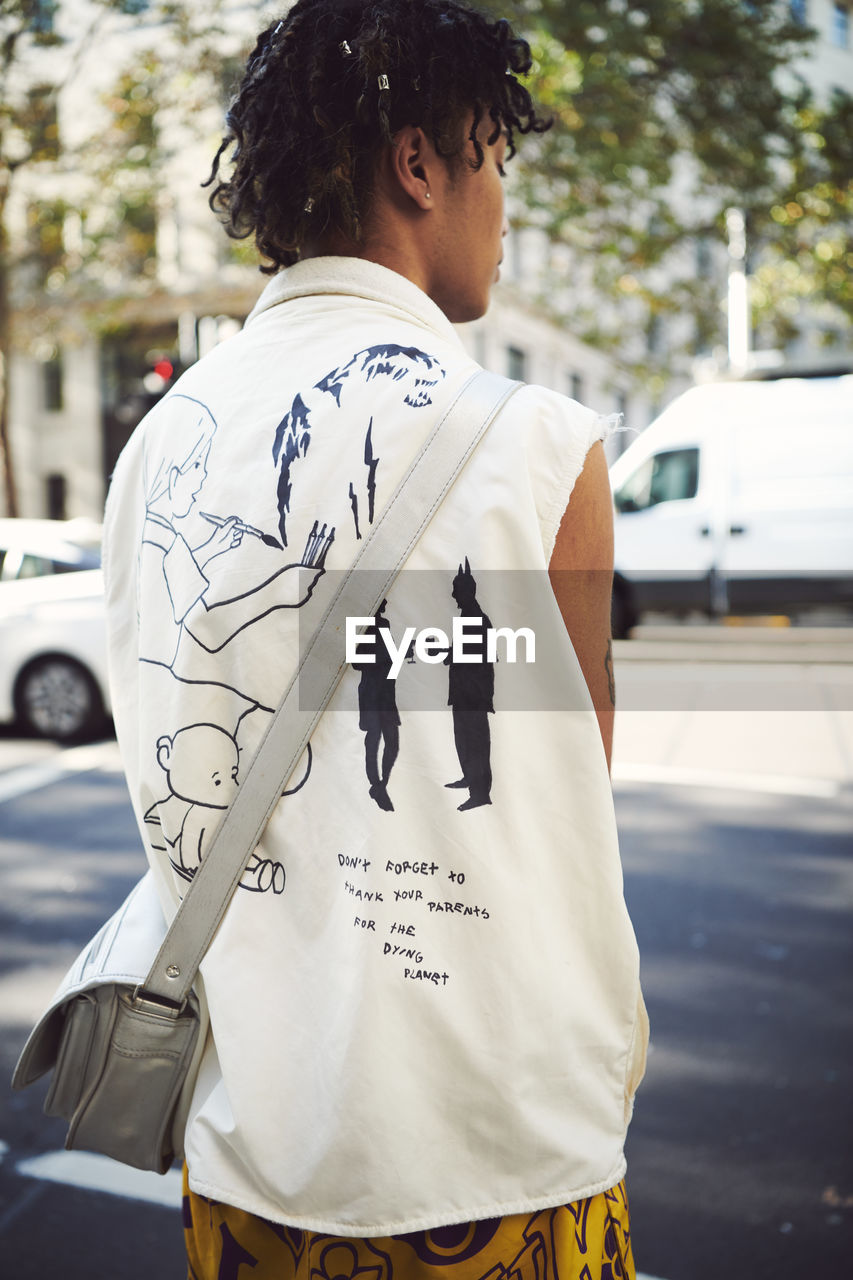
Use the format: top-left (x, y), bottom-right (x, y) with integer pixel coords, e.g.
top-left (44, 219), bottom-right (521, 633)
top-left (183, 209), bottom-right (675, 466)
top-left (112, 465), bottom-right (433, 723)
top-left (492, 0), bottom-right (852, 371)
top-left (2, 2), bottom-right (850, 360)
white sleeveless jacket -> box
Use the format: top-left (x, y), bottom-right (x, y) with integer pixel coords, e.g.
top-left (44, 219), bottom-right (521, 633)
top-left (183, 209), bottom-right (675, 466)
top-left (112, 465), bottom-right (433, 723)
top-left (103, 256), bottom-right (648, 1235)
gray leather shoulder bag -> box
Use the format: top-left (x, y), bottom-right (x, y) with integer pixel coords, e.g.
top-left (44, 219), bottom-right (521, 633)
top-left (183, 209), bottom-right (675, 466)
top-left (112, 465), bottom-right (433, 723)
top-left (12, 369), bottom-right (520, 1173)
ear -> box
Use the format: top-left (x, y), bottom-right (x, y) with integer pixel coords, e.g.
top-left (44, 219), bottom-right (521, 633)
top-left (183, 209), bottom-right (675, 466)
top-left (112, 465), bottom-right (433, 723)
top-left (388, 125), bottom-right (435, 211)
top-left (156, 735), bottom-right (172, 770)
top-left (464, 557), bottom-right (471, 574)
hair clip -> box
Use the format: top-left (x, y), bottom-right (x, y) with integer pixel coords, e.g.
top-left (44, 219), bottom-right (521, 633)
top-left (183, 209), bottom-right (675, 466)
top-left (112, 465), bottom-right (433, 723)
top-left (377, 74), bottom-right (390, 91)
top-left (304, 197), bottom-right (315, 214)
top-left (339, 40), bottom-right (353, 55)
top-left (412, 76), bottom-right (421, 92)
top-left (274, 20), bottom-right (283, 35)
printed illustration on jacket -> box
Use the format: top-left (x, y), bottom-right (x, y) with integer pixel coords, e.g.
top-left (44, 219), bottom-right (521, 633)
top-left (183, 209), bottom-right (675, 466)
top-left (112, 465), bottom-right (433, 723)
top-left (350, 561), bottom-right (495, 815)
top-left (352, 600), bottom-right (412, 812)
top-left (143, 723), bottom-right (287, 894)
top-left (137, 392), bottom-right (330, 896)
top-left (272, 345), bottom-right (445, 545)
top-left (446, 559), bottom-right (494, 811)
top-left (136, 348), bottom-right (447, 898)
top-left (140, 394), bottom-right (333, 692)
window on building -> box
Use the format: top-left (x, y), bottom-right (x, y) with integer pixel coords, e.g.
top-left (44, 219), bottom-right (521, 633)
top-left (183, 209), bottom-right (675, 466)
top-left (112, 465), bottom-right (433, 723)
top-left (120, 199), bottom-right (157, 276)
top-left (100, 72), bottom-right (158, 279)
top-left (646, 313), bottom-right (663, 356)
top-left (507, 346), bottom-right (526, 381)
top-left (695, 235), bottom-right (713, 279)
top-left (109, 68), bottom-right (157, 154)
top-left (28, 1), bottom-right (57, 37)
top-left (46, 473), bottom-right (67, 521)
top-left (614, 448), bottom-right (700, 513)
top-left (508, 226), bottom-right (523, 280)
top-left (832, 2), bottom-right (850, 45)
top-left (569, 373), bottom-right (584, 403)
top-left (27, 201), bottom-right (65, 285)
top-left (27, 86), bottom-right (59, 160)
top-left (790, 0), bottom-right (808, 23)
top-left (43, 356), bottom-right (64, 410)
top-left (694, 315), bottom-right (714, 357)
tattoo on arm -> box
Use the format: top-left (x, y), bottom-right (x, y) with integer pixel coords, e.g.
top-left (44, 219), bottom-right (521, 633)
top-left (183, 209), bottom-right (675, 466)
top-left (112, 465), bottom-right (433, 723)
top-left (604, 638), bottom-right (616, 707)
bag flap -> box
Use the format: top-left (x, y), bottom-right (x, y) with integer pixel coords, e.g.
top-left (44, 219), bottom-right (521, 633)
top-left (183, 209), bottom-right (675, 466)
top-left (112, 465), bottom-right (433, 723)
top-left (12, 872), bottom-right (168, 1089)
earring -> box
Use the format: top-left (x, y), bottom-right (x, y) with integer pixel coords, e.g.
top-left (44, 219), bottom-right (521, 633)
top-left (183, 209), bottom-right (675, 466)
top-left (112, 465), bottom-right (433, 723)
top-left (425, 192), bottom-right (431, 199)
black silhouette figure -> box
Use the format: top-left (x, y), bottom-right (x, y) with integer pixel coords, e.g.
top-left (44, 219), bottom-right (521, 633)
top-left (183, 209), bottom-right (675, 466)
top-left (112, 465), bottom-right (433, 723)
top-left (445, 559), bottom-right (494, 811)
top-left (353, 600), bottom-right (401, 812)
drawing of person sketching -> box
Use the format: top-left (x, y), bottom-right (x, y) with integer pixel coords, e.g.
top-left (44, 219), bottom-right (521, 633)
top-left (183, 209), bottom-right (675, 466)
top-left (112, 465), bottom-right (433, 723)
top-left (143, 722), bottom-right (286, 894)
top-left (139, 393), bottom-right (334, 677)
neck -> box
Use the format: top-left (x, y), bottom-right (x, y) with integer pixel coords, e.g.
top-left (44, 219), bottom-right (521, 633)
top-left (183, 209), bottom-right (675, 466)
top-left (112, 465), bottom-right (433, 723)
top-left (301, 234), bottom-right (431, 298)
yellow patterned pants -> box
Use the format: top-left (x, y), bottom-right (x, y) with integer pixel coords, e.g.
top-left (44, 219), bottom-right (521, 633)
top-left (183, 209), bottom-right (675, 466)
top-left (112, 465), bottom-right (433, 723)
top-left (183, 1168), bottom-right (635, 1280)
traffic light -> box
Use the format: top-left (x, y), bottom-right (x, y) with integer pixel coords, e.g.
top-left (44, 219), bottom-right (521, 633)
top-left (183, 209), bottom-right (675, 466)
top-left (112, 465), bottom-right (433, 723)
top-left (142, 356), bottom-right (177, 395)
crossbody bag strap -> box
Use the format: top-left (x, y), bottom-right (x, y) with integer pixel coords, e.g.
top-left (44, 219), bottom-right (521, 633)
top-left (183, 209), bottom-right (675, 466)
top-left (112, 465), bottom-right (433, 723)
top-left (142, 369), bottom-right (521, 1007)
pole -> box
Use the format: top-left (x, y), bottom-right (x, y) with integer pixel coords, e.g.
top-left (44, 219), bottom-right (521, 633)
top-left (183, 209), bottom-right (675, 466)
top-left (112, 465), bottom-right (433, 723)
top-left (0, 214), bottom-right (19, 517)
top-left (725, 207), bottom-right (750, 374)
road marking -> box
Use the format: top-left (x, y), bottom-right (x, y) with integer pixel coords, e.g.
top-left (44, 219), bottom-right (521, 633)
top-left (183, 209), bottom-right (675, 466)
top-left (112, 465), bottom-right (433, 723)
top-left (0, 740), bottom-right (121, 805)
top-left (16, 1150), bottom-right (182, 1209)
top-left (612, 761), bottom-right (841, 799)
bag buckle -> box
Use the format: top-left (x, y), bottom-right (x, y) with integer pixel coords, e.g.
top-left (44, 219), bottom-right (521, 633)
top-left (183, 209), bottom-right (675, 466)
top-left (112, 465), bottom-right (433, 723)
top-left (131, 986), bottom-right (186, 1018)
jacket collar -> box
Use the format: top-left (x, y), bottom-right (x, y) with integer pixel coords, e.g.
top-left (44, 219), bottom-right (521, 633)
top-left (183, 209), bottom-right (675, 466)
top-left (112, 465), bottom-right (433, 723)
top-left (245, 256), bottom-right (462, 349)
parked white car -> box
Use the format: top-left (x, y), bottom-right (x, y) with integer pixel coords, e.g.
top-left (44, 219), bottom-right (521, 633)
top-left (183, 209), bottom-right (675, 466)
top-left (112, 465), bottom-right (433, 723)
top-left (0, 517), bottom-right (102, 582)
top-left (609, 374), bottom-right (853, 635)
top-left (0, 569), bottom-right (110, 740)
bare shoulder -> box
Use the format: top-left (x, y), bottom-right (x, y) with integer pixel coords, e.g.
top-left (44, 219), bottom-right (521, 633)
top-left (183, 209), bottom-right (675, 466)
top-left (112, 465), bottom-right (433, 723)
top-left (549, 441), bottom-right (613, 573)
top-left (548, 441), bottom-right (615, 769)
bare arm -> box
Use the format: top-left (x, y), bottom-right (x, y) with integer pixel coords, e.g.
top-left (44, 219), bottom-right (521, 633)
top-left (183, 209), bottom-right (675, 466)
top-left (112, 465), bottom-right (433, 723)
top-left (548, 440), bottom-right (615, 771)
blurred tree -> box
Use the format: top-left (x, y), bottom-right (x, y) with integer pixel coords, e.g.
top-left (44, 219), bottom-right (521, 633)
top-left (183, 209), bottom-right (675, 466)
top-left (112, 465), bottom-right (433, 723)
top-left (0, 0), bottom-right (66, 513)
top-left (94, 62), bottom-right (160, 283)
top-left (751, 86), bottom-right (853, 348)
top-left (494, 0), bottom-right (849, 388)
top-left (0, 0), bottom-right (238, 515)
top-left (4, 0), bottom-right (847, 517)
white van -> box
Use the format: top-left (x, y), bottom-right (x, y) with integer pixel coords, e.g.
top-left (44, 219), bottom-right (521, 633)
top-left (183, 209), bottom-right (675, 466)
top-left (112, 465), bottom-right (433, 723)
top-left (608, 374), bottom-right (853, 635)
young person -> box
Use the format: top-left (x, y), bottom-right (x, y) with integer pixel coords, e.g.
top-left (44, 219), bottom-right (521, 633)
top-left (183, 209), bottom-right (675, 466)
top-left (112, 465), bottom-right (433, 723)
top-left (102, 3), bottom-right (648, 1276)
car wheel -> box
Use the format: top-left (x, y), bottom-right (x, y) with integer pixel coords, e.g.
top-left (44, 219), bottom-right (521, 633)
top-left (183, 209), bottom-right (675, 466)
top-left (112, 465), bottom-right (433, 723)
top-left (14, 656), bottom-right (105, 741)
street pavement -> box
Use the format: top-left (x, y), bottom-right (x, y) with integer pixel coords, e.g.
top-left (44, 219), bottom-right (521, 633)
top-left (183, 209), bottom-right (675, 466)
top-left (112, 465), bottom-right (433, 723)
top-left (613, 623), bottom-right (853, 794)
top-left (0, 624), bottom-right (850, 1278)
top-left (614, 624), bottom-right (853, 1276)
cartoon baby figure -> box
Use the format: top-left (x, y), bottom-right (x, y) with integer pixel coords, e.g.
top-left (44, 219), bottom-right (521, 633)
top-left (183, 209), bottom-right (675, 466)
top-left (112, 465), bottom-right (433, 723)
top-left (144, 722), bottom-right (286, 894)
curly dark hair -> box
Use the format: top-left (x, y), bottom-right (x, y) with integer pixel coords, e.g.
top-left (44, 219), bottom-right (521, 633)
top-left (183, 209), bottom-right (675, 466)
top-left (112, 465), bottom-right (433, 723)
top-left (205, 0), bottom-right (551, 272)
